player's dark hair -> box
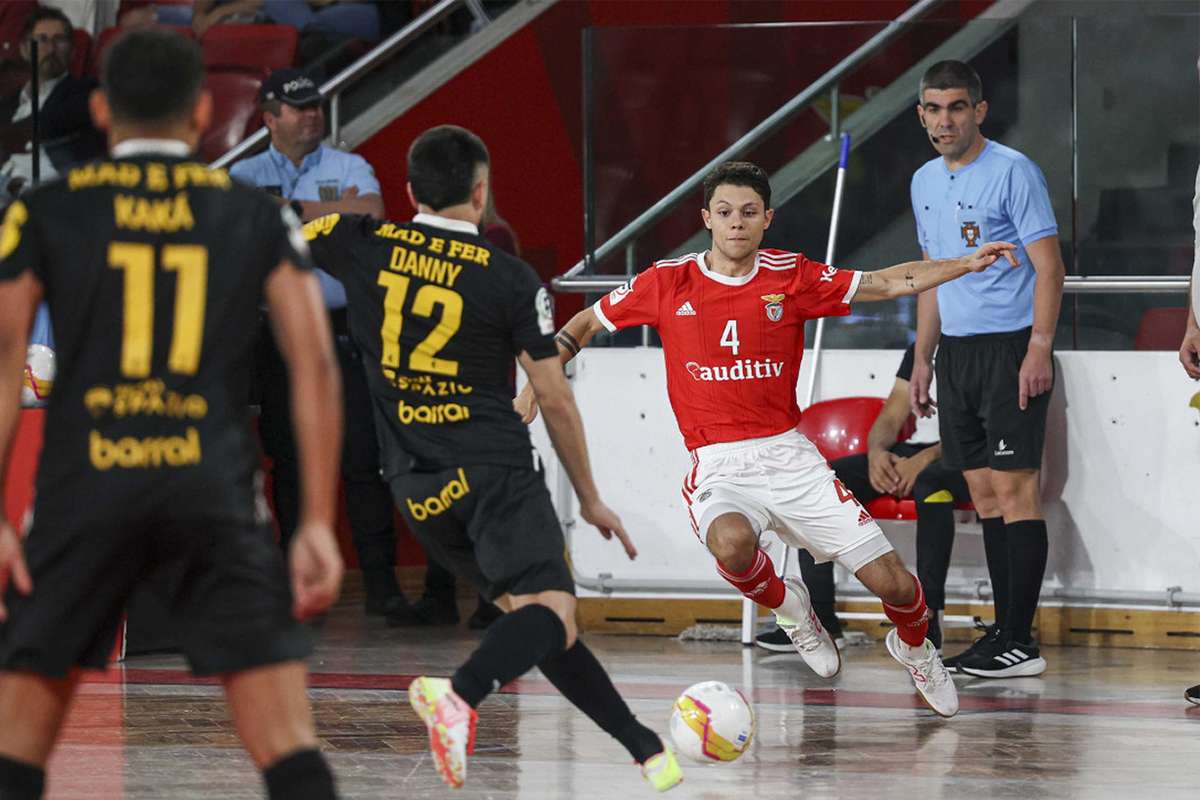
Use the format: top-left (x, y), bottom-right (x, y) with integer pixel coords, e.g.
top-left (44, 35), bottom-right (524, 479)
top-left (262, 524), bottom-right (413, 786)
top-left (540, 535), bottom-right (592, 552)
top-left (919, 60), bottom-right (983, 105)
top-left (101, 29), bottom-right (204, 124)
top-left (703, 161), bottom-right (771, 210)
top-left (23, 5), bottom-right (73, 39)
top-left (407, 125), bottom-right (490, 211)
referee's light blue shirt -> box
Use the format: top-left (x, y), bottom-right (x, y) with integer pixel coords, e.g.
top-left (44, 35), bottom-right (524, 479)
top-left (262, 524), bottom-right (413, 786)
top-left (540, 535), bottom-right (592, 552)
top-left (910, 139), bottom-right (1057, 336)
top-left (229, 143), bottom-right (381, 309)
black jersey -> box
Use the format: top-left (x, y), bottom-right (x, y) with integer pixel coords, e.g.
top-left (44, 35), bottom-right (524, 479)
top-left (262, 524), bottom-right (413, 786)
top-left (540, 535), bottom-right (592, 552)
top-left (0, 152), bottom-right (312, 519)
top-left (303, 212), bottom-right (558, 476)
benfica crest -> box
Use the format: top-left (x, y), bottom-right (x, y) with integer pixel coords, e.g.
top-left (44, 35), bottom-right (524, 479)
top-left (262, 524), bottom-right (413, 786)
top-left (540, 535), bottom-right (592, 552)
top-left (761, 293), bottom-right (785, 322)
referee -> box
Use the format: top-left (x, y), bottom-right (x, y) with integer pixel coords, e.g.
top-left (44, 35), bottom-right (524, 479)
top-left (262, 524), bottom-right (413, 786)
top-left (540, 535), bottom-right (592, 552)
top-left (909, 61), bottom-right (1065, 678)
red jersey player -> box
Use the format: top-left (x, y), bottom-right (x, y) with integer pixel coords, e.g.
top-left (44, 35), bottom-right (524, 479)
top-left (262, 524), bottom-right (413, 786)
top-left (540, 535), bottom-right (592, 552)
top-left (517, 162), bottom-right (1016, 718)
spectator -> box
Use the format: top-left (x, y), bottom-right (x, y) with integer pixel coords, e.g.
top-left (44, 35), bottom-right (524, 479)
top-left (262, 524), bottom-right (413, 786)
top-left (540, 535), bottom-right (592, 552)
top-left (0, 5), bottom-right (104, 193)
top-left (263, 0), bottom-right (379, 42)
top-left (229, 68), bottom-right (404, 619)
top-left (755, 345), bottom-right (969, 654)
top-left (909, 60), bottom-right (1065, 678)
top-left (39, 0), bottom-right (118, 34)
top-left (117, 1), bottom-right (263, 34)
top-left (190, 0), bottom-right (265, 37)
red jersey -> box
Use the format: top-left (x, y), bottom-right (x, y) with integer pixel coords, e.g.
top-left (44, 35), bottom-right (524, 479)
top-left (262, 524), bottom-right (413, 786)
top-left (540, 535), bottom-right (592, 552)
top-left (593, 249), bottom-right (860, 450)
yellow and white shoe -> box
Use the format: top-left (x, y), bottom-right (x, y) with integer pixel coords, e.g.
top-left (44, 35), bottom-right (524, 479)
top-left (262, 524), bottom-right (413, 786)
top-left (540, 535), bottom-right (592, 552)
top-left (408, 676), bottom-right (478, 788)
top-left (641, 745), bottom-right (684, 792)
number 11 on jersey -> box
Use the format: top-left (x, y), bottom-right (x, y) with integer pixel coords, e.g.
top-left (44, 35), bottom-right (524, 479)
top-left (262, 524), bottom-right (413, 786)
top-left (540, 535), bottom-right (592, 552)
top-left (720, 319), bottom-right (740, 356)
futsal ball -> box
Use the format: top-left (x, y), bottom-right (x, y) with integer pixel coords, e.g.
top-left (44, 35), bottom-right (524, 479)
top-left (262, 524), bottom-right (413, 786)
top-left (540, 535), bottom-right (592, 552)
top-left (21, 344), bottom-right (55, 407)
top-left (669, 680), bottom-right (755, 763)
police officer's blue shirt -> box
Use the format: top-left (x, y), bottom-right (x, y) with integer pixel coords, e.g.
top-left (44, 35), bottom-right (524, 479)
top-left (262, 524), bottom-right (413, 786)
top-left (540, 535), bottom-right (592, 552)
top-left (229, 143), bottom-right (381, 308)
top-left (30, 303), bottom-right (53, 348)
top-left (910, 139), bottom-right (1057, 336)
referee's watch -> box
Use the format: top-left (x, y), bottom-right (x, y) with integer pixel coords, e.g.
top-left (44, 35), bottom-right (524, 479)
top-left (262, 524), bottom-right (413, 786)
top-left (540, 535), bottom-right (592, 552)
top-left (288, 199), bottom-right (305, 219)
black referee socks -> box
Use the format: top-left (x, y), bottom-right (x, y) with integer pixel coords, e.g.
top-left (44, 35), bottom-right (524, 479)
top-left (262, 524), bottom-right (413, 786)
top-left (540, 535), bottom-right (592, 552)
top-left (1005, 519), bottom-right (1049, 644)
top-left (451, 603), bottom-right (567, 708)
top-left (981, 516), bottom-right (1009, 630)
top-left (0, 755), bottom-right (44, 800)
top-left (263, 748), bottom-right (337, 800)
top-left (538, 640), bottom-right (664, 764)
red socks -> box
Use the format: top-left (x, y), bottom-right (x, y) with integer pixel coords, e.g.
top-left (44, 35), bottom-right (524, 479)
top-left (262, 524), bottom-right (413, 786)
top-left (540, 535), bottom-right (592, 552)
top-left (716, 549), bottom-right (785, 609)
top-left (883, 574), bottom-right (930, 647)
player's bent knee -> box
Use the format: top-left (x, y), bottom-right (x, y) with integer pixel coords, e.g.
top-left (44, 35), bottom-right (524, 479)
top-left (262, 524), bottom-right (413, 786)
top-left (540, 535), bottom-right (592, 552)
top-left (505, 591), bottom-right (578, 650)
top-left (704, 514), bottom-right (757, 572)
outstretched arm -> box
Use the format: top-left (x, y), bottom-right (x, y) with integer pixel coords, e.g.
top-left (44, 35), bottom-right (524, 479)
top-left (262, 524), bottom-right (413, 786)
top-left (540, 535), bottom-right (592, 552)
top-left (519, 350), bottom-right (636, 560)
top-left (851, 242), bottom-right (1018, 303)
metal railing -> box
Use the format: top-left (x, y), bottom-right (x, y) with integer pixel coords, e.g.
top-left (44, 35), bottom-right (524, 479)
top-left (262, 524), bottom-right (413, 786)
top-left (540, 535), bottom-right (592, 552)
top-left (561, 0), bottom-right (946, 283)
top-left (210, 0), bottom-right (487, 169)
top-left (553, 273), bottom-right (1192, 294)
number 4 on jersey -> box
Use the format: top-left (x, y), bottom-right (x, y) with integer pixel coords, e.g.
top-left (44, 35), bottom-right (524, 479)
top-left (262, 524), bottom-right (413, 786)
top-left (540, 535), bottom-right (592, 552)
top-left (720, 319), bottom-right (740, 356)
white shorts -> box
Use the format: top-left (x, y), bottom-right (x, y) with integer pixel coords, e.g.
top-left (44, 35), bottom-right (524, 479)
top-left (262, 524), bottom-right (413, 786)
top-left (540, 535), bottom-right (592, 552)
top-left (681, 429), bottom-right (893, 574)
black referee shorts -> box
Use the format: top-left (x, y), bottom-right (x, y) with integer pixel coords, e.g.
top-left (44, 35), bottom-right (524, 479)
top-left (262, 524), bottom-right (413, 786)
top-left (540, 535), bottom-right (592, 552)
top-left (390, 463), bottom-right (575, 602)
top-left (0, 486), bottom-right (311, 678)
top-left (935, 327), bottom-right (1052, 472)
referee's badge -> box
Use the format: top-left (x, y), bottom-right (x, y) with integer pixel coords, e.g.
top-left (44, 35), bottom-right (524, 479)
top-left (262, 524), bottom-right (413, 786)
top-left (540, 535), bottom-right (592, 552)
top-left (960, 220), bottom-right (981, 247)
top-left (762, 294), bottom-right (785, 322)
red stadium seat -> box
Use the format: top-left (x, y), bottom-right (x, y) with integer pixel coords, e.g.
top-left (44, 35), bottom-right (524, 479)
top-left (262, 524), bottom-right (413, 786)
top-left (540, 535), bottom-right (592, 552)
top-left (201, 24), bottom-right (297, 71)
top-left (0, 1), bottom-right (35, 58)
top-left (1134, 307), bottom-right (1189, 351)
top-left (199, 67), bottom-right (264, 162)
top-left (69, 28), bottom-right (91, 77)
top-left (798, 397), bottom-right (897, 462)
top-left (798, 396), bottom-right (970, 520)
top-left (89, 24), bottom-right (195, 76)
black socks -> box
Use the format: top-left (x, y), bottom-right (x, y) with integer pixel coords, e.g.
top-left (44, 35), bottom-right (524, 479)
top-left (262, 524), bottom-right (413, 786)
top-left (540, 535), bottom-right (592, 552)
top-left (451, 604), bottom-right (566, 708)
top-left (980, 516), bottom-right (1009, 630)
top-left (263, 749), bottom-right (337, 800)
top-left (1005, 519), bottom-right (1048, 643)
top-left (0, 755), bottom-right (44, 800)
top-left (538, 640), bottom-right (663, 764)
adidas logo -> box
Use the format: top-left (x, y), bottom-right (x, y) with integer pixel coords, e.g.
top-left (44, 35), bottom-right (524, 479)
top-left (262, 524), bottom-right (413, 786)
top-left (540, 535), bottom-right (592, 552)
top-left (675, 301), bottom-right (697, 316)
top-left (992, 649), bottom-right (1031, 667)
top-left (857, 509), bottom-right (873, 526)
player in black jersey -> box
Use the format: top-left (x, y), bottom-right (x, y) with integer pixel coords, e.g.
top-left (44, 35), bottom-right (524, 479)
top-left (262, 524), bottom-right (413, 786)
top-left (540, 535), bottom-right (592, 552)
top-left (302, 125), bottom-right (683, 792)
top-left (0, 31), bottom-right (343, 800)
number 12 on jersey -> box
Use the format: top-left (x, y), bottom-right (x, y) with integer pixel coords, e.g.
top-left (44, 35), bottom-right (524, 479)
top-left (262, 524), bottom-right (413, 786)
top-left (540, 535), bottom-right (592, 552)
top-left (377, 271), bottom-right (463, 377)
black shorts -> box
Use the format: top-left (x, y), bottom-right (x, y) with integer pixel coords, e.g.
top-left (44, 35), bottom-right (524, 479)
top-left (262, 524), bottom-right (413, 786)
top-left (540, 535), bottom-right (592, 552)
top-left (0, 491), bottom-right (311, 679)
top-left (935, 327), bottom-right (1052, 472)
top-left (391, 464), bottom-right (575, 602)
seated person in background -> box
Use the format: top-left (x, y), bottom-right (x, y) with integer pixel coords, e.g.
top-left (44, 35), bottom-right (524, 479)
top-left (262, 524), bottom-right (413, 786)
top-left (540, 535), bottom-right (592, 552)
top-left (757, 344), bottom-right (968, 652)
top-left (120, 1), bottom-right (264, 35)
top-left (0, 5), bottom-right (104, 193)
top-left (191, 0), bottom-right (265, 37)
top-left (263, 0), bottom-right (379, 43)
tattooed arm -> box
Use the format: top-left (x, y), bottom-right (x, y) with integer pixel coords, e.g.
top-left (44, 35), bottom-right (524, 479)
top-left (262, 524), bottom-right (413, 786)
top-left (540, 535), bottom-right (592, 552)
top-left (850, 242), bottom-right (1018, 302)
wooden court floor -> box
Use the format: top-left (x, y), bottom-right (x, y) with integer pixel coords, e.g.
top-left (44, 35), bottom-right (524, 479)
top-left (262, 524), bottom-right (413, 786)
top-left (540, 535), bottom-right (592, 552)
top-left (42, 599), bottom-right (1200, 799)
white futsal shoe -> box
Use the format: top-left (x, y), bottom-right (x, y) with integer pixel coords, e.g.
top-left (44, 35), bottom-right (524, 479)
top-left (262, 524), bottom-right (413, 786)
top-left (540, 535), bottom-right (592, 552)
top-left (776, 577), bottom-right (842, 678)
top-left (886, 629), bottom-right (959, 718)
